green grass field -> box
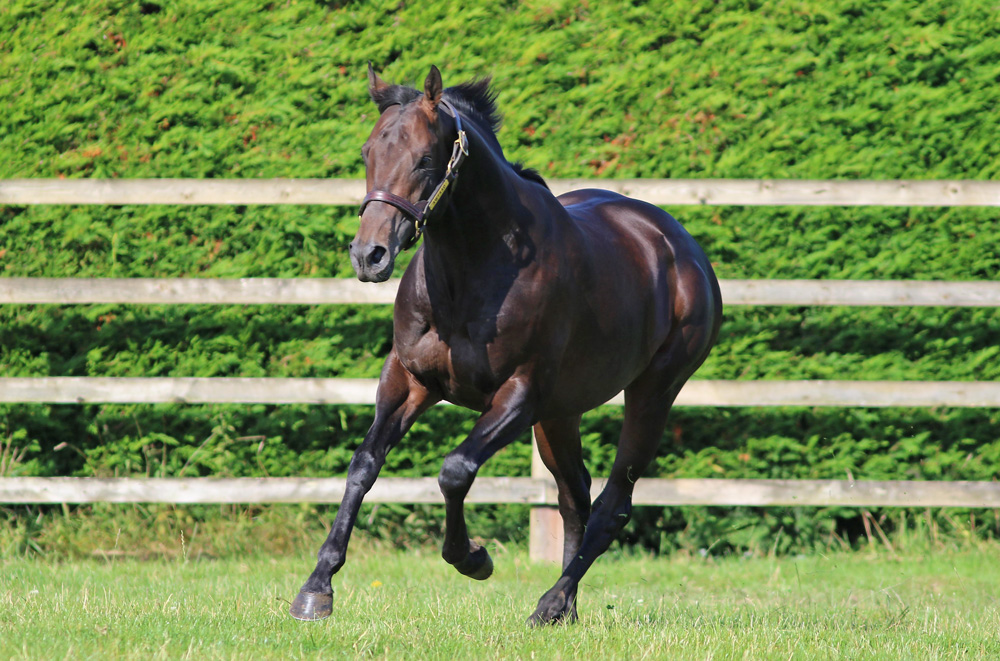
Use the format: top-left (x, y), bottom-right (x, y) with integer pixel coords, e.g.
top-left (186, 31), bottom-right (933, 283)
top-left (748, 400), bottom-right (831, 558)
top-left (3, 543), bottom-right (999, 660)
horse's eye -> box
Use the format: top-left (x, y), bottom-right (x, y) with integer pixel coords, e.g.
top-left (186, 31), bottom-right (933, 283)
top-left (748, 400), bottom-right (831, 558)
top-left (416, 155), bottom-right (433, 170)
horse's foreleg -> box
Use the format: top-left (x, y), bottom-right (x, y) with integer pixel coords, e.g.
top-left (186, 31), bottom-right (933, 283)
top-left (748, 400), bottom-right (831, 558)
top-left (290, 354), bottom-right (436, 620)
top-left (438, 377), bottom-right (535, 580)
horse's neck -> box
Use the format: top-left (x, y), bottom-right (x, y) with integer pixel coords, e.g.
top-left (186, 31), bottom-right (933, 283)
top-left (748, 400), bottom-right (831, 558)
top-left (420, 147), bottom-right (535, 298)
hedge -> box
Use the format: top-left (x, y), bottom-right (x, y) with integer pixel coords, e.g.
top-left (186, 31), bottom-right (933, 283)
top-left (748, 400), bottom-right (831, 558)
top-left (1, 0), bottom-right (998, 553)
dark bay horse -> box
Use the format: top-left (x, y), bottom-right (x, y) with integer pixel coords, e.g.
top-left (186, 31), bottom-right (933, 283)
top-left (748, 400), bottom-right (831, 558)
top-left (290, 65), bottom-right (722, 625)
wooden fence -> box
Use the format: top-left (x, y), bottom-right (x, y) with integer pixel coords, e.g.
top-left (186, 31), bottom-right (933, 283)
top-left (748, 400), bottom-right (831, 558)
top-left (2, 178), bottom-right (999, 562)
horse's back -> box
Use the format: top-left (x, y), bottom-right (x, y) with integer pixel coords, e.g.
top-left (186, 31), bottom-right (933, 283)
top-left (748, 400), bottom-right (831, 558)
top-left (542, 188), bottom-right (721, 407)
top-left (557, 188), bottom-right (707, 265)
top-left (556, 188), bottom-right (720, 320)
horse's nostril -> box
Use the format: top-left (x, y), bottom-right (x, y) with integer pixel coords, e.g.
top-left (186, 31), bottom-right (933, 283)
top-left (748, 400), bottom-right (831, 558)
top-left (370, 246), bottom-right (387, 266)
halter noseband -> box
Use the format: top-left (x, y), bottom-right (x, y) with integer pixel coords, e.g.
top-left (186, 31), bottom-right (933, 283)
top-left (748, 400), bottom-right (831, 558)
top-left (358, 98), bottom-right (469, 249)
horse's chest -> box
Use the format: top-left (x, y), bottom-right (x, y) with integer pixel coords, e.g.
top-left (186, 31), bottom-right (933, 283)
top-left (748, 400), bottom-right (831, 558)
top-left (397, 315), bottom-right (518, 407)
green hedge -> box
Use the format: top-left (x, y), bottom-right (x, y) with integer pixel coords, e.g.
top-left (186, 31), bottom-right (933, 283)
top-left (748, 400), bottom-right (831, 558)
top-left (1, 0), bottom-right (999, 553)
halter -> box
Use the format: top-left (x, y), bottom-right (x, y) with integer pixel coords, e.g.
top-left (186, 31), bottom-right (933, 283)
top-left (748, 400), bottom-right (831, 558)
top-left (358, 98), bottom-right (469, 249)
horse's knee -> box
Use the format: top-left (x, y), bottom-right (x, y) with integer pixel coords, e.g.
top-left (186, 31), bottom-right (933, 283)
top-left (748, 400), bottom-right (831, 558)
top-left (590, 494), bottom-right (632, 533)
top-left (438, 453), bottom-right (476, 500)
top-left (346, 450), bottom-right (380, 492)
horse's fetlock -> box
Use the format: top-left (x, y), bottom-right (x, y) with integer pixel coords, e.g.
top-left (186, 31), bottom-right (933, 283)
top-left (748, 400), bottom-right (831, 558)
top-left (317, 548), bottom-right (346, 575)
top-left (441, 544), bottom-right (464, 565)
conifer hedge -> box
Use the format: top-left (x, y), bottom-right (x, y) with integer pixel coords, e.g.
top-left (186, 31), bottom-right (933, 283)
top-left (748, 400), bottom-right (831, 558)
top-left (1, 0), bottom-right (998, 552)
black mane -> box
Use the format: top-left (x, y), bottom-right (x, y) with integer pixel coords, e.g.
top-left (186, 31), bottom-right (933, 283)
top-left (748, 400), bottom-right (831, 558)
top-left (369, 75), bottom-right (549, 190)
top-left (445, 78), bottom-right (549, 190)
top-left (443, 77), bottom-right (503, 135)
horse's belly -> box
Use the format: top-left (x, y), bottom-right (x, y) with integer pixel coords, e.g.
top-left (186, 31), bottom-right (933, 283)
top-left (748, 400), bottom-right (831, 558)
top-left (542, 350), bottom-right (646, 418)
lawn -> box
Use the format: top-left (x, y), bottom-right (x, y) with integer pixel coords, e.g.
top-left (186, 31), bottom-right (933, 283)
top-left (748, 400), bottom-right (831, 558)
top-left (3, 543), bottom-right (999, 660)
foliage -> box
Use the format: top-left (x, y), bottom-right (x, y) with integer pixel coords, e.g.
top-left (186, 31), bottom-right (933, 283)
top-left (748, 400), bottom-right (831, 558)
top-left (1, 0), bottom-right (999, 553)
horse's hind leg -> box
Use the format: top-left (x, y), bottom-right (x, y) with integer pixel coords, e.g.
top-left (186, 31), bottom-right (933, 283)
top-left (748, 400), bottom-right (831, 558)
top-left (528, 350), bottom-right (695, 626)
top-left (533, 416), bottom-right (592, 572)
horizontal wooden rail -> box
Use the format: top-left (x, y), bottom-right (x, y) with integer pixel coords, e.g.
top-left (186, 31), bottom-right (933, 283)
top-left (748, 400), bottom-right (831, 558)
top-left (3, 178), bottom-right (1000, 206)
top-left (0, 377), bottom-right (379, 405)
top-left (3, 476), bottom-right (999, 508)
top-left (0, 278), bottom-right (398, 306)
top-left (2, 377), bottom-right (999, 407)
top-left (721, 279), bottom-right (1000, 307)
top-left (3, 278), bottom-right (1000, 307)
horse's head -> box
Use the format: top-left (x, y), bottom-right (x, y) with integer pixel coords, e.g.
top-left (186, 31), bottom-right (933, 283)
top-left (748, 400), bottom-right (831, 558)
top-left (350, 64), bottom-right (462, 282)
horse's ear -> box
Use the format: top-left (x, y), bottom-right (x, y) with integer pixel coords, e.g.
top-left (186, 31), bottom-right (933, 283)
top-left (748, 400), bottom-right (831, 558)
top-left (368, 61), bottom-right (390, 105)
top-left (424, 65), bottom-right (443, 108)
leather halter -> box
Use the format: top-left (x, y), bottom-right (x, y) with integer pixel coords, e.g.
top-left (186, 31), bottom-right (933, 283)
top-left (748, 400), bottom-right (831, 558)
top-left (358, 98), bottom-right (469, 249)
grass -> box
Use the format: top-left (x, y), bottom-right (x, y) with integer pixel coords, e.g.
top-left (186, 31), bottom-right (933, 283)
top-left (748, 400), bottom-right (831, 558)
top-left (3, 541), bottom-right (1000, 660)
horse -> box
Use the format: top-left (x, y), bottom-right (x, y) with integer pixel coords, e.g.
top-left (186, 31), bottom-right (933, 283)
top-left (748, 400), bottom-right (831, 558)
top-left (289, 64), bottom-right (722, 626)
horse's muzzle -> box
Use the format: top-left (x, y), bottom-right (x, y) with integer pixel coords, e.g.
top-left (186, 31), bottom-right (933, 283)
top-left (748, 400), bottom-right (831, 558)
top-left (349, 240), bottom-right (394, 282)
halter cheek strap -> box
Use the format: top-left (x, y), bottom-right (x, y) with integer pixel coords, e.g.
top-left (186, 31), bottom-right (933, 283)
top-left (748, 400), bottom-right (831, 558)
top-left (358, 98), bottom-right (469, 249)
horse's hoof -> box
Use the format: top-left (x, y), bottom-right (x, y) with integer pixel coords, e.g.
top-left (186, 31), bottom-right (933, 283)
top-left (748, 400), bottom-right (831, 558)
top-left (289, 591), bottom-right (333, 621)
top-left (527, 589), bottom-right (577, 627)
top-left (527, 607), bottom-right (577, 627)
top-left (455, 545), bottom-right (494, 581)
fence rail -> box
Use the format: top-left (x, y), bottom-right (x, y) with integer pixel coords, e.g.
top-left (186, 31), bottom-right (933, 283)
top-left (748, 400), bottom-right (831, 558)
top-left (3, 377), bottom-right (999, 408)
top-left (3, 178), bottom-right (1000, 206)
top-left (3, 476), bottom-right (999, 509)
top-left (3, 277), bottom-right (1000, 307)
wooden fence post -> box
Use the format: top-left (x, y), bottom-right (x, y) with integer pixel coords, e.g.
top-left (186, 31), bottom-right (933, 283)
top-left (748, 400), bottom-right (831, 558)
top-left (529, 432), bottom-right (563, 564)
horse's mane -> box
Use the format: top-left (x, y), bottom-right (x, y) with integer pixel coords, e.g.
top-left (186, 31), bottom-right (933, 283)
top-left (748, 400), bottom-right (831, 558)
top-left (370, 76), bottom-right (549, 190)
